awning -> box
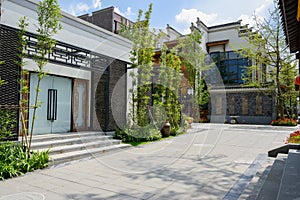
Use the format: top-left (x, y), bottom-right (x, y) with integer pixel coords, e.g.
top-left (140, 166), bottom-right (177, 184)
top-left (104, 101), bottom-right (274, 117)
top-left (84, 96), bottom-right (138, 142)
top-left (278, 0), bottom-right (300, 53)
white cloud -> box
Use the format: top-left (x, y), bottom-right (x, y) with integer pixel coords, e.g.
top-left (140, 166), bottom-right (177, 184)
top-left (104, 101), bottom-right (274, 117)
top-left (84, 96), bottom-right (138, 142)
top-left (238, 0), bottom-right (273, 27)
top-left (255, 0), bottom-right (273, 15)
top-left (238, 14), bottom-right (256, 27)
top-left (76, 3), bottom-right (90, 13)
top-left (114, 7), bottom-right (123, 15)
top-left (175, 8), bottom-right (218, 26)
top-left (92, 0), bottom-right (101, 9)
top-left (125, 7), bottom-right (134, 17)
top-left (114, 7), bottom-right (135, 19)
top-left (68, 3), bottom-right (90, 16)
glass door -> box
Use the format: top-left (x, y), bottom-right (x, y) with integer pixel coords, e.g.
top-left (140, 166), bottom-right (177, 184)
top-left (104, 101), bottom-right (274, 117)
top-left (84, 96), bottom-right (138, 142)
top-left (29, 74), bottom-right (72, 134)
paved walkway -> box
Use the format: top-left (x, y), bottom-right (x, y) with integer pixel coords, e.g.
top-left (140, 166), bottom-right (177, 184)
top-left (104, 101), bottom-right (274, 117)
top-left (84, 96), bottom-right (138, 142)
top-left (0, 123), bottom-right (296, 200)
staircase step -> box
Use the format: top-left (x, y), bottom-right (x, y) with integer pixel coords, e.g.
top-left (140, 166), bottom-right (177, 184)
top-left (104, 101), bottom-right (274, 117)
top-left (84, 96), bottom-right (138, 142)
top-left (30, 131), bottom-right (128, 165)
top-left (50, 143), bottom-right (131, 165)
top-left (39, 140), bottom-right (121, 155)
top-left (31, 131), bottom-right (106, 143)
top-left (277, 149), bottom-right (300, 200)
top-left (256, 153), bottom-right (287, 200)
top-left (31, 135), bottom-right (113, 150)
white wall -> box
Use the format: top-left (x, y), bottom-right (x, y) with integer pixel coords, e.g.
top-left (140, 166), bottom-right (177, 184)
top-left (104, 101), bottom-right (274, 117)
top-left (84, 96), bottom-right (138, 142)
top-left (208, 26), bottom-right (248, 51)
top-left (1, 0), bottom-right (132, 63)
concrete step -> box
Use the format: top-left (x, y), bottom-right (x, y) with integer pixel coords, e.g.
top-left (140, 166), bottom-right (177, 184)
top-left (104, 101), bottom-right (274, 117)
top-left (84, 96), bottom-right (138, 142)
top-left (41, 140), bottom-right (122, 155)
top-left (50, 143), bottom-right (130, 165)
top-left (277, 149), bottom-right (300, 200)
top-left (31, 131), bottom-right (106, 143)
top-left (256, 153), bottom-right (287, 200)
top-left (30, 131), bottom-right (129, 165)
top-left (31, 135), bottom-right (113, 150)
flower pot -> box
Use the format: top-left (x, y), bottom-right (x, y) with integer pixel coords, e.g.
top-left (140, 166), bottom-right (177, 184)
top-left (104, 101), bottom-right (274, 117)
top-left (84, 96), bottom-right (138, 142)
top-left (161, 121), bottom-right (171, 137)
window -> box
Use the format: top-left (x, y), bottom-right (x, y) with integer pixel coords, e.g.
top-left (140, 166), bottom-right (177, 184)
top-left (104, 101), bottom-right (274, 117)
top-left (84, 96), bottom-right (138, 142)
top-left (216, 96), bottom-right (223, 114)
top-left (242, 96), bottom-right (248, 115)
top-left (210, 51), bottom-right (250, 85)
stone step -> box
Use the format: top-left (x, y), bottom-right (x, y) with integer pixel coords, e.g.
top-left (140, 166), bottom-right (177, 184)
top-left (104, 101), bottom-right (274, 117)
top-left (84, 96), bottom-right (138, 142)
top-left (256, 153), bottom-right (287, 200)
top-left (30, 131), bottom-right (128, 166)
top-left (277, 149), bottom-right (300, 200)
top-left (31, 135), bottom-right (113, 150)
top-left (30, 131), bottom-right (106, 143)
top-left (39, 140), bottom-right (122, 155)
top-left (50, 143), bottom-right (130, 165)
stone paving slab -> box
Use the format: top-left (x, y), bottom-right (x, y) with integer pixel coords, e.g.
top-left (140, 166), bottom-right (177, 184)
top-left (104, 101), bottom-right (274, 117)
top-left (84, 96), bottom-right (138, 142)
top-left (0, 123), bottom-right (292, 200)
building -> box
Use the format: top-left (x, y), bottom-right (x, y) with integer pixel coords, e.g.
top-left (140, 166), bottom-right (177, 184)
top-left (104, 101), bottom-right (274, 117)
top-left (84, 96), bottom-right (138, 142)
top-left (0, 0), bottom-right (131, 139)
top-left (155, 19), bottom-right (275, 124)
top-left (78, 6), bottom-right (134, 34)
top-left (196, 18), bottom-right (276, 124)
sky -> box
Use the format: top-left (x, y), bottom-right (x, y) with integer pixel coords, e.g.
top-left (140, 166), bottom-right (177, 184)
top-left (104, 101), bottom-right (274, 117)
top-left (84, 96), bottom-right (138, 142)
top-left (57, 0), bottom-right (274, 34)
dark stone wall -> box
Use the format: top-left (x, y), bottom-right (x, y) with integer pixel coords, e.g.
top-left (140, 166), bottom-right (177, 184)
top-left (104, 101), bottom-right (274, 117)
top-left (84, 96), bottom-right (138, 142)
top-left (92, 60), bottom-right (127, 131)
top-left (209, 88), bottom-right (275, 124)
top-left (79, 8), bottom-right (113, 32)
top-left (0, 25), bottom-right (20, 140)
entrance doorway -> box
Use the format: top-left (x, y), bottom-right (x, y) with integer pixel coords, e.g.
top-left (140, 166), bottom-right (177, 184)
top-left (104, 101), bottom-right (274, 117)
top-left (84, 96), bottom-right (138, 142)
top-left (29, 73), bottom-right (72, 134)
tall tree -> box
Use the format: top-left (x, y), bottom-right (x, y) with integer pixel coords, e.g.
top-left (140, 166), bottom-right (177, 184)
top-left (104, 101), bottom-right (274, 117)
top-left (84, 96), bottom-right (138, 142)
top-left (177, 27), bottom-right (210, 119)
top-left (120, 4), bottom-right (158, 126)
top-left (238, 3), bottom-right (297, 119)
top-left (18, 0), bottom-right (62, 155)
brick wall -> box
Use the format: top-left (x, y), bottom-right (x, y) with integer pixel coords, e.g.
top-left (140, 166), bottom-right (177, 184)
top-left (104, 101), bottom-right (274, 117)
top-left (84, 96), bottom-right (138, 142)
top-left (0, 25), bottom-right (20, 140)
top-left (92, 59), bottom-right (127, 131)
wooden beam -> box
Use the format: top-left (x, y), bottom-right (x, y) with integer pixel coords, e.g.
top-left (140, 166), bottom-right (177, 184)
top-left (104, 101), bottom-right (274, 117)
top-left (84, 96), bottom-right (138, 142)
top-left (297, 0), bottom-right (300, 21)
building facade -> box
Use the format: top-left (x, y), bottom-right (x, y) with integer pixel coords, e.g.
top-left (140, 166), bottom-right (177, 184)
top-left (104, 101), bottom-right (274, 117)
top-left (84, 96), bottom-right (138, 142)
top-left (0, 0), bottom-right (131, 138)
top-left (196, 18), bottom-right (276, 124)
top-left (78, 6), bottom-right (134, 34)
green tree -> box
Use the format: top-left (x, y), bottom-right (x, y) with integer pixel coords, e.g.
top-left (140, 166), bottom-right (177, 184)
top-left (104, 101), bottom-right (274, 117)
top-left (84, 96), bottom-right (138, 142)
top-left (238, 3), bottom-right (297, 119)
top-left (177, 28), bottom-right (210, 120)
top-left (120, 4), bottom-right (157, 126)
top-left (17, 0), bottom-right (62, 155)
top-left (153, 44), bottom-right (183, 132)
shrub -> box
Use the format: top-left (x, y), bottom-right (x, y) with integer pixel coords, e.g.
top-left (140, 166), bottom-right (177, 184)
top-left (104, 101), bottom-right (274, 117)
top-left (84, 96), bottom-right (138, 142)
top-left (271, 118), bottom-right (297, 126)
top-left (0, 109), bottom-right (16, 140)
top-left (286, 130), bottom-right (300, 144)
top-left (170, 127), bottom-right (186, 136)
top-left (114, 125), bottom-right (162, 143)
top-left (0, 142), bottom-right (49, 180)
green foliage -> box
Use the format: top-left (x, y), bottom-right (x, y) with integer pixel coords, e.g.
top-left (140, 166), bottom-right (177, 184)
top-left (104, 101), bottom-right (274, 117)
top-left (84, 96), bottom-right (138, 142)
top-left (0, 109), bottom-right (16, 140)
top-left (0, 142), bottom-right (49, 180)
top-left (17, 0), bottom-right (62, 155)
top-left (119, 4), bottom-right (158, 126)
top-left (114, 126), bottom-right (161, 143)
top-left (0, 61), bottom-right (6, 86)
top-left (237, 4), bottom-right (297, 119)
top-left (270, 118), bottom-right (297, 126)
top-left (176, 29), bottom-right (210, 115)
top-left (153, 45), bottom-right (183, 132)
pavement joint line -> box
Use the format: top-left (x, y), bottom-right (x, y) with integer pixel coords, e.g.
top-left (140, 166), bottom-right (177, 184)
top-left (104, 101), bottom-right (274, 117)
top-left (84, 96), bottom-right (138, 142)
top-left (38, 171), bottom-right (140, 199)
top-left (223, 153), bottom-right (267, 200)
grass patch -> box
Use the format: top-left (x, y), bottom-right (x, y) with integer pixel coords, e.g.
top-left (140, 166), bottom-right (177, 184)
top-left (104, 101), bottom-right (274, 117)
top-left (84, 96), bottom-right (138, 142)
top-left (0, 142), bottom-right (49, 180)
top-left (125, 135), bottom-right (176, 146)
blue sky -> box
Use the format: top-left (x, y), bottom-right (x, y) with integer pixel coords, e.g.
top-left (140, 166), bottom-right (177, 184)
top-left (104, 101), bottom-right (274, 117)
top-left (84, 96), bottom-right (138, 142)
top-left (58, 0), bottom-right (274, 34)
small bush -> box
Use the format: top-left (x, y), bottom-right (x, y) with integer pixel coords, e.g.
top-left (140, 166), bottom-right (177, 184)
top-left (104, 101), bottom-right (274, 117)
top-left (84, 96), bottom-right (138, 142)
top-left (114, 125), bottom-right (162, 143)
top-left (271, 118), bottom-right (297, 126)
top-left (0, 142), bottom-right (49, 180)
top-left (170, 127), bottom-right (186, 136)
top-left (286, 130), bottom-right (300, 144)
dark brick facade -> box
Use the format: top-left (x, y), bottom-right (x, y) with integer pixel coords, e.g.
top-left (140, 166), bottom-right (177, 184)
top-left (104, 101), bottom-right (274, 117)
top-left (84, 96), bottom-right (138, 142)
top-left (209, 88), bottom-right (276, 124)
top-left (78, 7), bottom-right (134, 34)
top-left (0, 25), bottom-right (20, 140)
top-left (79, 8), bottom-right (114, 32)
top-left (92, 59), bottom-right (127, 131)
